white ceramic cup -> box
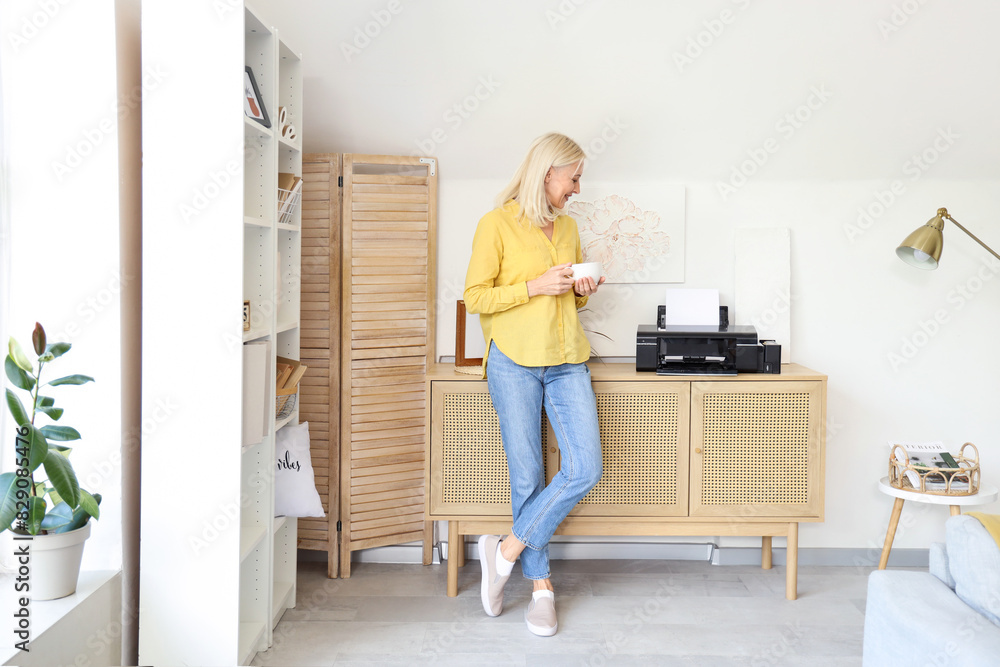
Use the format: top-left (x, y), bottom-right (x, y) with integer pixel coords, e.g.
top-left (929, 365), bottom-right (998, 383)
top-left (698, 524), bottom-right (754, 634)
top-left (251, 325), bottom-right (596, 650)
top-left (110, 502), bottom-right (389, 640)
top-left (570, 261), bottom-right (602, 284)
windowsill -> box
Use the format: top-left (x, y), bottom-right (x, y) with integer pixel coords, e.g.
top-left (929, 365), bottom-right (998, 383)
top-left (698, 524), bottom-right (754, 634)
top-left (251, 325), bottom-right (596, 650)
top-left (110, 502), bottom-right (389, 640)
top-left (1, 569), bottom-right (120, 665)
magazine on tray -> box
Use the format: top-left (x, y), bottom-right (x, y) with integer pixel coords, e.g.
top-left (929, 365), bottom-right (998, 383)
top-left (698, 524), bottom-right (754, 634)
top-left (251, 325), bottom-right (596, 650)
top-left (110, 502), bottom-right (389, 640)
top-left (889, 440), bottom-right (971, 491)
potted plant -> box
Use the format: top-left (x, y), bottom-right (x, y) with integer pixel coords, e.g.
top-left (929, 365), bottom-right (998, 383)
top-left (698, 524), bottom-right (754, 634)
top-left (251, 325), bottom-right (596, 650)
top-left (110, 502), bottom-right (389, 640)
top-left (1, 322), bottom-right (99, 600)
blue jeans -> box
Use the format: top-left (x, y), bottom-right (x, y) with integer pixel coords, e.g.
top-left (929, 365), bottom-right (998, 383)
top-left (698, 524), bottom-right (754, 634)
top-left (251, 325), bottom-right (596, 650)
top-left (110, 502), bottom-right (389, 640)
top-left (485, 341), bottom-right (603, 580)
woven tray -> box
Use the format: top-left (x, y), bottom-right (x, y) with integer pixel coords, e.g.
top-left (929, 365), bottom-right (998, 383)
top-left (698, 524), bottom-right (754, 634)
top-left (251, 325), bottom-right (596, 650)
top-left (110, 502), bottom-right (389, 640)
top-left (888, 442), bottom-right (980, 496)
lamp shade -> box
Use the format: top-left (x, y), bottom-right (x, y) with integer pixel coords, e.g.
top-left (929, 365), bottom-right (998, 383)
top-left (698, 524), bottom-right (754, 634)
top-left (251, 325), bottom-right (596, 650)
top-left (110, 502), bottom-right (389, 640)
top-left (896, 211), bottom-right (945, 270)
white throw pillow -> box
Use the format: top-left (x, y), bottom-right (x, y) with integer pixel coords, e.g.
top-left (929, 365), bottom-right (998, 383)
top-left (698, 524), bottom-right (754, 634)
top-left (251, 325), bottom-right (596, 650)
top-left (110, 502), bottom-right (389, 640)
top-left (274, 421), bottom-right (325, 518)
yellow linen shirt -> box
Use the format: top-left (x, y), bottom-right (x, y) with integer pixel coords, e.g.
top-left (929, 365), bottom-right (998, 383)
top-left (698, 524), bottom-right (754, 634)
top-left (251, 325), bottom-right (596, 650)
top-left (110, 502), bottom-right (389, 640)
top-left (463, 201), bottom-right (591, 375)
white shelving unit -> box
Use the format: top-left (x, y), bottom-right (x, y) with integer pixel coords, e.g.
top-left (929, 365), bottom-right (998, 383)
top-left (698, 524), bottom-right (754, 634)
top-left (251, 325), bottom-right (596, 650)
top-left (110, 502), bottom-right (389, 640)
top-left (140, 2), bottom-right (301, 665)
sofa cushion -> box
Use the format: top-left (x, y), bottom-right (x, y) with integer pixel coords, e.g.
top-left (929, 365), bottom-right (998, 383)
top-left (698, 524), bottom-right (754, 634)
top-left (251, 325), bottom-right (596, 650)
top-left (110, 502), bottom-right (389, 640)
top-left (929, 542), bottom-right (955, 589)
top-left (947, 514), bottom-right (1000, 627)
top-left (864, 570), bottom-right (1000, 666)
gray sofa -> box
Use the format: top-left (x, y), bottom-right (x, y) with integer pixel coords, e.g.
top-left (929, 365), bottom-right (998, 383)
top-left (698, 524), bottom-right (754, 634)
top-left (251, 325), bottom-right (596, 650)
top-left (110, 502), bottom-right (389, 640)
top-left (863, 514), bottom-right (1000, 666)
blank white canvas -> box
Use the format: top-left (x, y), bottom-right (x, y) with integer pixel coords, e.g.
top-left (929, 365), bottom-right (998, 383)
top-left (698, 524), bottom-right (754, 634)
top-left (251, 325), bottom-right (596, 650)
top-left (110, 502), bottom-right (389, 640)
top-left (734, 228), bottom-right (791, 363)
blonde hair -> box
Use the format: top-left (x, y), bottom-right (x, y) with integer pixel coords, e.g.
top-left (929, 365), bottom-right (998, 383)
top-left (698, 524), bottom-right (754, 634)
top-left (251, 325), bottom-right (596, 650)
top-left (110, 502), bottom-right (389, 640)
top-left (495, 132), bottom-right (585, 227)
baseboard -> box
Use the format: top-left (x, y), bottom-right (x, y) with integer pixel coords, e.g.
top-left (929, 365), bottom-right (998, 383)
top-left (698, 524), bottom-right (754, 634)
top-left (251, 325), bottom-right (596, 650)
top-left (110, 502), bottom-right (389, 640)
top-left (299, 541), bottom-right (930, 568)
top-left (710, 546), bottom-right (929, 568)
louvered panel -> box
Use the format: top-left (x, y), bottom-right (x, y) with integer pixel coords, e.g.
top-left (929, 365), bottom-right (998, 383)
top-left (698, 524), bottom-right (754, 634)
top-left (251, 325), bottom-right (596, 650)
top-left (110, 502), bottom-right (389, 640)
top-left (340, 154), bottom-right (436, 577)
top-left (298, 153), bottom-right (341, 577)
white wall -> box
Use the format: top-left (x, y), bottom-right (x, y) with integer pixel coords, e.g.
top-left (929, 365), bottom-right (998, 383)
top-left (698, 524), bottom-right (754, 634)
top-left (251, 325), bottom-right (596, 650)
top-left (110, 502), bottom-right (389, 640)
top-left (261, 0), bottom-right (1000, 551)
top-left (1, 0), bottom-right (124, 571)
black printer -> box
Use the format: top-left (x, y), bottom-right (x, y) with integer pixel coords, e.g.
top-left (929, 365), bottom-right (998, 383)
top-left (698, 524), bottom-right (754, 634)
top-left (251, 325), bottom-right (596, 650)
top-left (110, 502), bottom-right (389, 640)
top-left (636, 306), bottom-right (781, 375)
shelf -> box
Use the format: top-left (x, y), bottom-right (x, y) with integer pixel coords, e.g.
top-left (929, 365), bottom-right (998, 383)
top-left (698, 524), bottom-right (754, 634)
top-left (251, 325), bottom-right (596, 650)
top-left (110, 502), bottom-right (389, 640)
top-left (244, 215), bottom-right (271, 228)
top-left (240, 525), bottom-right (268, 562)
top-left (277, 221), bottom-right (300, 232)
top-left (276, 320), bottom-right (299, 334)
top-left (243, 328), bottom-right (270, 342)
top-left (275, 411), bottom-right (295, 433)
top-left (244, 115), bottom-right (273, 137)
top-left (238, 622), bottom-right (266, 666)
top-left (271, 580), bottom-right (294, 628)
top-left (278, 134), bottom-right (301, 152)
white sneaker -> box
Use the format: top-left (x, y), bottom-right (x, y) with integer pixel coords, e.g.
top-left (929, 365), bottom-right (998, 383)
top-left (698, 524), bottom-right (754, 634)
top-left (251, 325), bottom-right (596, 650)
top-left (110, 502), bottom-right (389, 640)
top-left (525, 590), bottom-right (557, 636)
top-left (477, 535), bottom-right (509, 617)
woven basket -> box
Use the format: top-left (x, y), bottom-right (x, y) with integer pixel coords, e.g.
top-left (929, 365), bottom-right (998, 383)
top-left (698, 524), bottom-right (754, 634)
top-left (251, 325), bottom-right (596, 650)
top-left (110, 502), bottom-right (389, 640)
top-left (276, 390), bottom-right (297, 421)
top-left (889, 442), bottom-right (980, 496)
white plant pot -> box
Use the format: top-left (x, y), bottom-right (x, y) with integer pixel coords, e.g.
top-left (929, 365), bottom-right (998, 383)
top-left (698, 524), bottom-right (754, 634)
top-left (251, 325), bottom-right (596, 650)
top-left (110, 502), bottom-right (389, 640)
top-left (28, 522), bottom-right (91, 600)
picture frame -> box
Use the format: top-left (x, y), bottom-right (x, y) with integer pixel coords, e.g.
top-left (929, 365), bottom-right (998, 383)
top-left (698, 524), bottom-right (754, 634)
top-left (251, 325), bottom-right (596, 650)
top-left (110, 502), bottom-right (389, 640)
top-left (454, 300), bottom-right (483, 367)
top-left (243, 300), bottom-right (251, 331)
top-left (243, 66), bottom-right (270, 128)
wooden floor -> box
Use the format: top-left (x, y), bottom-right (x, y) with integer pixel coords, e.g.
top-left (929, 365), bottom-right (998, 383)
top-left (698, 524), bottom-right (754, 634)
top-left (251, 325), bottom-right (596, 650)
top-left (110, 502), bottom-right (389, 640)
top-left (252, 554), bottom-right (883, 666)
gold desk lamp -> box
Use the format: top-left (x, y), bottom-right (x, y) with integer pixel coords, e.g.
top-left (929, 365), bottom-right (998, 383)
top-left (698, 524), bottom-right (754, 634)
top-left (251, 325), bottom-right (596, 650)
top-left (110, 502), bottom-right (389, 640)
top-left (896, 207), bottom-right (1000, 269)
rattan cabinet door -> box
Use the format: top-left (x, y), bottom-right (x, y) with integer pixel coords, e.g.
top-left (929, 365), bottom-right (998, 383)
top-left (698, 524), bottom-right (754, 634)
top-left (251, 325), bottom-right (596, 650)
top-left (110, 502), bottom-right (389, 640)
top-left (550, 381), bottom-right (691, 518)
top-left (689, 381), bottom-right (825, 519)
top-left (429, 381), bottom-right (518, 518)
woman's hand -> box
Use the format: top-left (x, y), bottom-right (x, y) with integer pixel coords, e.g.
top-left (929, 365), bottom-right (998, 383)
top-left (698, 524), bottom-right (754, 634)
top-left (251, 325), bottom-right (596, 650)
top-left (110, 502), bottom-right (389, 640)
top-left (527, 263), bottom-right (576, 297)
top-left (573, 275), bottom-right (605, 297)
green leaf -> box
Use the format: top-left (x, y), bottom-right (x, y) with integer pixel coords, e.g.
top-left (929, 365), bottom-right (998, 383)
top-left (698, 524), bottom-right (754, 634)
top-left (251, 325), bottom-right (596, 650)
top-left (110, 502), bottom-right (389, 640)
top-left (37, 396), bottom-right (54, 407)
top-left (0, 473), bottom-right (18, 533)
top-left (26, 425), bottom-right (48, 473)
top-left (42, 450), bottom-right (79, 509)
top-left (37, 351), bottom-right (54, 363)
top-left (31, 323), bottom-right (46, 356)
top-left (78, 490), bottom-right (100, 520)
top-left (47, 486), bottom-right (64, 507)
top-left (26, 496), bottom-right (45, 535)
top-left (40, 425), bottom-right (81, 441)
top-left (5, 388), bottom-right (29, 426)
top-left (40, 502), bottom-right (72, 532)
top-left (46, 342), bottom-right (71, 358)
top-left (5, 356), bottom-right (35, 391)
top-left (8, 338), bottom-right (33, 373)
top-left (37, 405), bottom-right (63, 421)
top-left (47, 374), bottom-right (94, 387)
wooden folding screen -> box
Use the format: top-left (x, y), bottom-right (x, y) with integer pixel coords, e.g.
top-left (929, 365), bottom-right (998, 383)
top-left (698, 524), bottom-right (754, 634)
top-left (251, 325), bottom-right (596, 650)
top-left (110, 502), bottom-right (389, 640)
top-left (300, 153), bottom-right (437, 577)
top-left (340, 154), bottom-right (436, 577)
top-left (298, 154), bottom-right (342, 578)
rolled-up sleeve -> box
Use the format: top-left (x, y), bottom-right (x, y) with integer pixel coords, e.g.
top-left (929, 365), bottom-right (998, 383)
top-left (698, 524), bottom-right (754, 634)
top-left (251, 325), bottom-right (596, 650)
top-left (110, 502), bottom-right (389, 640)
top-left (463, 214), bottom-right (530, 314)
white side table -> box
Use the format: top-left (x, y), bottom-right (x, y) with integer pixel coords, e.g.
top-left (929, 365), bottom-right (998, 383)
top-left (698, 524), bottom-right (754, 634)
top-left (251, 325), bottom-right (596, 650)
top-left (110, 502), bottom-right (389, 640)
top-left (877, 476), bottom-right (999, 569)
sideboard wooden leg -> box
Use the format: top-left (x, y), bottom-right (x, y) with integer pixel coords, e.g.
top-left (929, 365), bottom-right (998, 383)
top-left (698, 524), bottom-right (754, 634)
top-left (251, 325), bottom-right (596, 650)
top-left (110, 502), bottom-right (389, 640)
top-left (456, 533), bottom-right (465, 567)
top-left (785, 522), bottom-right (798, 601)
top-left (761, 536), bottom-right (772, 570)
top-left (447, 521), bottom-right (459, 597)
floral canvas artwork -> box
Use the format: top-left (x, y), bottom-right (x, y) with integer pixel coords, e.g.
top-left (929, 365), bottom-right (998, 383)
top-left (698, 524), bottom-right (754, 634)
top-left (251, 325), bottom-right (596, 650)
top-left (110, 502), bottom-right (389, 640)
top-left (567, 184), bottom-right (685, 283)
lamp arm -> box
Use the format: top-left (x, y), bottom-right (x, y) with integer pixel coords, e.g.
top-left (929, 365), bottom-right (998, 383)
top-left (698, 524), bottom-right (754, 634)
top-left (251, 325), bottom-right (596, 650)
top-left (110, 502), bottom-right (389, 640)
top-left (943, 213), bottom-right (1000, 262)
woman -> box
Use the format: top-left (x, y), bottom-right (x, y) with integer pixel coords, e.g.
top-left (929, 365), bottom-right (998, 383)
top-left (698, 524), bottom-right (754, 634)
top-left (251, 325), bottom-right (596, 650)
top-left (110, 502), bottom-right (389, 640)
top-left (463, 132), bottom-right (605, 636)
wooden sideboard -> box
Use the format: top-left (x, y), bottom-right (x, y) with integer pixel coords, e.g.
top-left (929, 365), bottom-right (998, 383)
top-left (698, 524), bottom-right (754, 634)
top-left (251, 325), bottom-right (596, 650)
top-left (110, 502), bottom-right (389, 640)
top-left (424, 362), bottom-right (827, 600)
